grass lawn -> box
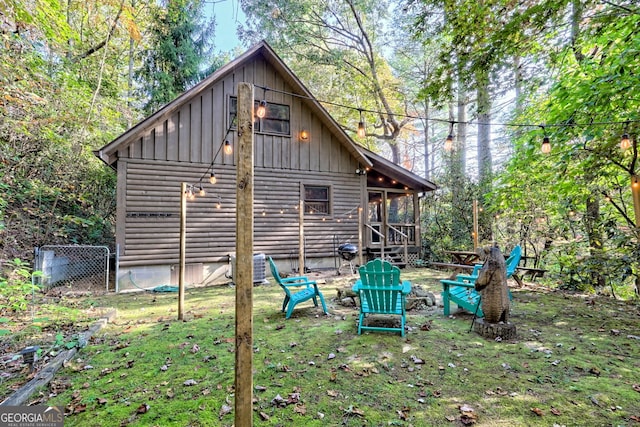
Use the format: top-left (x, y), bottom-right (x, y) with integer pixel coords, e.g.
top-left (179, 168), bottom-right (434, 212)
top-left (7, 268), bottom-right (640, 426)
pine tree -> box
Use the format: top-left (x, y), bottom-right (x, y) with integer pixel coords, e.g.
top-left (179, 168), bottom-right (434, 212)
top-left (138, 0), bottom-right (214, 114)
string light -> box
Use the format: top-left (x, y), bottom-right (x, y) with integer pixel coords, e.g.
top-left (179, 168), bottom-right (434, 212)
top-left (196, 113), bottom-right (236, 190)
top-left (444, 122), bottom-right (454, 152)
top-left (540, 126), bottom-right (551, 154)
top-left (621, 132), bottom-right (631, 150)
top-left (252, 84), bottom-right (639, 149)
top-left (357, 109), bottom-right (365, 138)
top-left (199, 186), bottom-right (205, 196)
top-left (541, 136), bottom-right (551, 154)
top-left (256, 87), bottom-right (268, 118)
top-left (256, 100), bottom-right (267, 118)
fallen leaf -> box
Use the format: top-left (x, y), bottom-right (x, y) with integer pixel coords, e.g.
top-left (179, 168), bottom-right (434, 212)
top-left (327, 390), bottom-right (339, 397)
top-left (294, 404), bottom-right (306, 415)
top-left (219, 404), bottom-right (232, 418)
top-left (531, 407), bottom-right (544, 416)
top-left (183, 379), bottom-right (198, 386)
top-left (633, 384), bottom-right (640, 393)
top-left (287, 392), bottom-right (300, 404)
top-left (97, 398), bottom-right (108, 405)
top-left (255, 385), bottom-right (267, 392)
top-left (445, 415), bottom-right (456, 422)
top-left (327, 353), bottom-right (336, 360)
top-left (259, 412), bottom-right (270, 420)
top-left (459, 404), bottom-right (477, 425)
top-left (71, 404), bottom-right (87, 414)
top-left (191, 344), bottom-right (200, 353)
top-left (271, 394), bottom-right (285, 407)
top-left (411, 355), bottom-right (425, 364)
top-left (550, 407), bottom-right (561, 416)
top-left (342, 405), bottom-right (365, 417)
top-left (460, 404), bottom-right (474, 413)
top-left (136, 403), bottom-right (149, 414)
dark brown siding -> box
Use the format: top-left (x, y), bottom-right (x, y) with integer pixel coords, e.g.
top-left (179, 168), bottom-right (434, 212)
top-left (119, 160), bottom-right (360, 266)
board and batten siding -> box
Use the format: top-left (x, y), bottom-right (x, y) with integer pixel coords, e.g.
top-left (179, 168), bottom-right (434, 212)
top-left (115, 54), bottom-right (363, 268)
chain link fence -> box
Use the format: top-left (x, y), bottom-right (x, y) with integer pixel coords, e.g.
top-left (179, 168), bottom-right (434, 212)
top-left (34, 245), bottom-right (111, 292)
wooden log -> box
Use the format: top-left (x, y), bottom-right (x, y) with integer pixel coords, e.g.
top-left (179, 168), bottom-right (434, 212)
top-left (473, 318), bottom-right (517, 340)
top-left (0, 311), bottom-right (115, 406)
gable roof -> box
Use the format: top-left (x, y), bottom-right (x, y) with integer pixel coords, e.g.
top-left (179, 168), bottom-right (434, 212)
top-left (362, 147), bottom-right (437, 193)
top-left (95, 41), bottom-right (372, 168)
top-left (95, 41), bottom-right (436, 194)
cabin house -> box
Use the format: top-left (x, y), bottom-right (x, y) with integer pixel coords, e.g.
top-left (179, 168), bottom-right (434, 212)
top-left (95, 41), bottom-right (436, 291)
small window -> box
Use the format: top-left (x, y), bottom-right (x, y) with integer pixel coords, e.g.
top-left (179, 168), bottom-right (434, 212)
top-left (229, 96), bottom-right (290, 136)
top-left (304, 185), bottom-right (330, 215)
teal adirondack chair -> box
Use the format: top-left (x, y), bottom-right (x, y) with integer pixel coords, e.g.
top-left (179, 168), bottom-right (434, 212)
top-left (352, 258), bottom-right (412, 337)
top-left (268, 256), bottom-right (328, 319)
top-left (440, 245), bottom-right (521, 317)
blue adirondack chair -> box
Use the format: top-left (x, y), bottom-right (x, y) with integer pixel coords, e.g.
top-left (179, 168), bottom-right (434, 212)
top-left (267, 256), bottom-right (328, 319)
top-left (440, 245), bottom-right (521, 317)
top-left (352, 258), bottom-right (412, 337)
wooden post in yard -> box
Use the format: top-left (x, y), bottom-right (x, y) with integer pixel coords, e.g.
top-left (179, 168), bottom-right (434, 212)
top-left (358, 206), bottom-right (363, 267)
top-left (472, 199), bottom-right (479, 250)
top-left (632, 175), bottom-right (640, 229)
top-left (299, 197), bottom-right (305, 274)
top-left (178, 182), bottom-right (186, 321)
top-left (235, 82), bottom-right (254, 427)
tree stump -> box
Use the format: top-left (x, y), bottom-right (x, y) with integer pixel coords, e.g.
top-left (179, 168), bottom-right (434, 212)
top-left (473, 318), bottom-right (517, 340)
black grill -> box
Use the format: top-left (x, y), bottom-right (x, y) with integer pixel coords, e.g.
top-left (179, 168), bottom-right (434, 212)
top-left (337, 243), bottom-right (358, 261)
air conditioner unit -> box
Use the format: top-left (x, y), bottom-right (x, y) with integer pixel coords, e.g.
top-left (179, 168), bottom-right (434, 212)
top-left (227, 253), bottom-right (268, 285)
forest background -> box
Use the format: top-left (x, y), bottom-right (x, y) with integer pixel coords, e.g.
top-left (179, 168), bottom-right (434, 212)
top-left (1, 0), bottom-right (638, 302)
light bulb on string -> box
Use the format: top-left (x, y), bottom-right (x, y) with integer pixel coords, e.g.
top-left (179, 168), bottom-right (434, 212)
top-left (541, 136), bottom-right (551, 154)
top-left (540, 126), bottom-right (551, 154)
top-left (621, 133), bottom-right (631, 150)
top-left (224, 140), bottom-right (232, 155)
top-left (199, 186), bottom-right (205, 196)
top-left (256, 100), bottom-right (267, 118)
top-left (357, 109), bottom-right (365, 138)
top-left (444, 122), bottom-right (454, 152)
top-left (187, 187), bottom-right (195, 200)
top-left (209, 172), bottom-right (217, 184)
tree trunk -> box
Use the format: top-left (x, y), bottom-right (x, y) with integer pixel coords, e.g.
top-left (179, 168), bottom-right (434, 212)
top-left (456, 77), bottom-right (467, 174)
top-left (514, 55), bottom-right (523, 114)
top-left (476, 67), bottom-right (492, 185)
top-left (423, 99), bottom-right (430, 180)
top-left (584, 193), bottom-right (605, 289)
